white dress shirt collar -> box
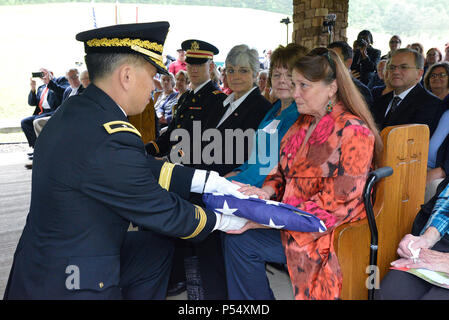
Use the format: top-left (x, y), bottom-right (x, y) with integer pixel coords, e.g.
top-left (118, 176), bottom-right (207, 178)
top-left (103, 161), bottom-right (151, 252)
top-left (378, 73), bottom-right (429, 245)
top-left (395, 84), bottom-right (416, 101)
top-left (193, 79), bottom-right (211, 94)
top-left (217, 86), bottom-right (257, 127)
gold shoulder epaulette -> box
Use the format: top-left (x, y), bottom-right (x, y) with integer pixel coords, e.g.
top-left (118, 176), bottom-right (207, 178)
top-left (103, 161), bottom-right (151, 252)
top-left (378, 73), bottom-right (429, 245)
top-left (103, 121), bottom-right (142, 137)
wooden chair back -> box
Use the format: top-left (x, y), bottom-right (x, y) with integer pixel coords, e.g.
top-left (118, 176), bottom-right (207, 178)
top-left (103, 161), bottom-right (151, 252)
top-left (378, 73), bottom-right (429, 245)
top-left (334, 124), bottom-right (429, 300)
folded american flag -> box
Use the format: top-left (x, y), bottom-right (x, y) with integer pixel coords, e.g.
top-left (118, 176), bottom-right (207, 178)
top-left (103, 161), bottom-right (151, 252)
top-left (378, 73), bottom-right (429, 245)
top-left (202, 193), bottom-right (326, 233)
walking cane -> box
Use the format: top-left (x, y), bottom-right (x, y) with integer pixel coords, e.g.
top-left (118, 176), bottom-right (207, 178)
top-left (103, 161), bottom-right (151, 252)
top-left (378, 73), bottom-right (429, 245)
top-left (363, 166), bottom-right (393, 300)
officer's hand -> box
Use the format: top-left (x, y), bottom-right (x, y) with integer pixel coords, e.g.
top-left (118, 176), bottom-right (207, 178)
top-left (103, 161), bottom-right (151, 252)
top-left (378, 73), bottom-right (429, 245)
top-left (214, 214), bottom-right (249, 233)
top-left (204, 171), bottom-right (247, 199)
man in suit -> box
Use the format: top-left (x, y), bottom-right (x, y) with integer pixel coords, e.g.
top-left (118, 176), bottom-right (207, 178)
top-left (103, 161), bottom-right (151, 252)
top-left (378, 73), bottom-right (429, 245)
top-left (47, 68), bottom-right (84, 101)
top-left (328, 41), bottom-right (373, 109)
top-left (370, 48), bottom-right (444, 136)
top-left (33, 69), bottom-right (85, 139)
top-left (4, 22), bottom-right (247, 300)
top-left (24, 69), bottom-right (85, 169)
top-left (21, 68), bottom-right (68, 150)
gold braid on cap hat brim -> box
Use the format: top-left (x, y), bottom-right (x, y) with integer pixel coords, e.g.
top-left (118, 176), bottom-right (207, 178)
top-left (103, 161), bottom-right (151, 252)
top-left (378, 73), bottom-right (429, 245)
top-left (86, 37), bottom-right (166, 69)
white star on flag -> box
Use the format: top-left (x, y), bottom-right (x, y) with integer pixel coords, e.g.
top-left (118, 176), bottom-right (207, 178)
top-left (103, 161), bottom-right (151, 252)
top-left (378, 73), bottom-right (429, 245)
top-left (263, 218), bottom-right (285, 229)
top-left (215, 200), bottom-right (238, 216)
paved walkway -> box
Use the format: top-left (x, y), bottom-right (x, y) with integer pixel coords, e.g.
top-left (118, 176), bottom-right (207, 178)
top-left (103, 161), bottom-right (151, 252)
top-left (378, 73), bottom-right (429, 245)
top-left (0, 153), bottom-right (31, 298)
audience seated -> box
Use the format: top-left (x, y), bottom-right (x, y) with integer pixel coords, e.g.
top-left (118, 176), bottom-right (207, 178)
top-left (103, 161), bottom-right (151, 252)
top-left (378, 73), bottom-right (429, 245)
top-left (368, 58), bottom-right (387, 89)
top-left (371, 59), bottom-right (394, 99)
top-left (223, 47), bottom-right (382, 300)
top-left (350, 30), bottom-right (381, 86)
top-left (33, 68), bottom-right (84, 139)
top-left (381, 35), bottom-right (401, 60)
top-left (424, 62), bottom-right (449, 100)
top-left (262, 49), bottom-right (272, 70)
top-left (46, 68), bottom-right (83, 101)
top-left (220, 67), bottom-right (233, 95)
top-left (422, 48), bottom-right (443, 86)
top-left (328, 40), bottom-right (373, 108)
top-left (210, 61), bottom-right (221, 88)
top-left (410, 42), bottom-right (424, 56)
top-left (378, 181), bottom-right (449, 300)
top-left (21, 68), bottom-right (67, 155)
top-left (172, 70), bottom-right (189, 118)
top-left (257, 70), bottom-right (269, 98)
top-left (225, 43), bottom-right (308, 187)
top-left (425, 62), bottom-right (449, 201)
top-left (425, 48), bottom-right (443, 69)
top-left (79, 70), bottom-right (90, 88)
top-left (370, 48), bottom-right (444, 137)
top-left (154, 73), bottom-right (178, 128)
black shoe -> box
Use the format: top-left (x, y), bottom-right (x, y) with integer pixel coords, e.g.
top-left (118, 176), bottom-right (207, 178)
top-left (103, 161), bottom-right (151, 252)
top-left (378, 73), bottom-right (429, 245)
top-left (166, 281), bottom-right (186, 297)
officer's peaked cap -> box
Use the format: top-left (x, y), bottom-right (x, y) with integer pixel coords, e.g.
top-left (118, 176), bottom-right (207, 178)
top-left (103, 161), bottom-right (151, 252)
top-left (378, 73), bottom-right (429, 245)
top-left (76, 21), bottom-right (169, 75)
top-left (181, 39), bottom-right (219, 65)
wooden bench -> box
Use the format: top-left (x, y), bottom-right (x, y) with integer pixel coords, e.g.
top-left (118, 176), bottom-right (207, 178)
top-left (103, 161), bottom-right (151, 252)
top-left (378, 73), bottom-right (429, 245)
top-left (334, 124), bottom-right (429, 300)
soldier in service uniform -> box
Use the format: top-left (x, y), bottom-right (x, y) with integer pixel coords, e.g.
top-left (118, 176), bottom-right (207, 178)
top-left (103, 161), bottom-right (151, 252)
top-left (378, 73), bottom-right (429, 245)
top-left (145, 39), bottom-right (231, 299)
top-left (145, 39), bottom-right (227, 165)
top-left (3, 22), bottom-right (247, 300)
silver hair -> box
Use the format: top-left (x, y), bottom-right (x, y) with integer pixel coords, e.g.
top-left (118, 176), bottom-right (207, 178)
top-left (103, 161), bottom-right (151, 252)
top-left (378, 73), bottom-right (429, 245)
top-left (257, 70), bottom-right (268, 81)
top-left (389, 48), bottom-right (425, 70)
top-left (225, 44), bottom-right (260, 79)
top-left (162, 72), bottom-right (176, 87)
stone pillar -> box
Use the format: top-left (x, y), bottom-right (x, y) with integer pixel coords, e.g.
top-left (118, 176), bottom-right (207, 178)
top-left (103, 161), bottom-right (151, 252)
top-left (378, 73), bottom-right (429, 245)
top-left (293, 0), bottom-right (349, 49)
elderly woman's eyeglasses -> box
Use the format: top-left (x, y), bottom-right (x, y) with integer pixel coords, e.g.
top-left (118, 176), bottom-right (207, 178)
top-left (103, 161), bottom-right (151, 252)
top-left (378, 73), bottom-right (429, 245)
top-left (226, 67), bottom-right (251, 75)
top-left (386, 64), bottom-right (417, 71)
top-left (430, 73), bottom-right (448, 79)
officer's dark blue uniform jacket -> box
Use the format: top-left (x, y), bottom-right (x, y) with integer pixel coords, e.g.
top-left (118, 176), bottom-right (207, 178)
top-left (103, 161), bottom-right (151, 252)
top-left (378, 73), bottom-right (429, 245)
top-left (4, 85), bottom-right (216, 299)
top-left (146, 80), bottom-right (227, 164)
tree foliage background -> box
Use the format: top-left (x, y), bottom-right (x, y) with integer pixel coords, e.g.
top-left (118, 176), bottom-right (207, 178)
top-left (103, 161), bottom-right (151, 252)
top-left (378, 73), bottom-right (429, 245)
top-left (348, 0), bottom-right (449, 39)
top-left (1, 0), bottom-right (448, 39)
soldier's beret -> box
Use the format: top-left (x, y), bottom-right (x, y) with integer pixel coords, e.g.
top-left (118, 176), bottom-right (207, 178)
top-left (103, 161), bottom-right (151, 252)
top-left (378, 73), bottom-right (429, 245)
top-left (181, 39), bottom-right (219, 65)
top-left (76, 21), bottom-right (169, 75)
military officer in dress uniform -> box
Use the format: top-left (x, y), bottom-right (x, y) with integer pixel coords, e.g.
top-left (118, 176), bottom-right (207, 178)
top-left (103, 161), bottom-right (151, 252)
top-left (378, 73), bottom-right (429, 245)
top-left (145, 39), bottom-right (227, 165)
top-left (3, 22), bottom-right (247, 300)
